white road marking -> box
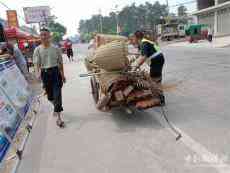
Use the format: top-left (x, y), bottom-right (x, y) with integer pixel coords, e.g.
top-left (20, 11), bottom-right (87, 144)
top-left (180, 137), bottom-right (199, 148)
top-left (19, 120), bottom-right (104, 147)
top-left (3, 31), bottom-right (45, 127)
top-left (152, 109), bottom-right (230, 173)
top-left (176, 127), bottom-right (230, 173)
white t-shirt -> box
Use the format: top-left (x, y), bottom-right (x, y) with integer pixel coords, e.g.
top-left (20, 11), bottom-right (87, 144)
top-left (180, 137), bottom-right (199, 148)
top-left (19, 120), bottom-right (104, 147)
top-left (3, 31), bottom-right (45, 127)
top-left (33, 44), bottom-right (63, 69)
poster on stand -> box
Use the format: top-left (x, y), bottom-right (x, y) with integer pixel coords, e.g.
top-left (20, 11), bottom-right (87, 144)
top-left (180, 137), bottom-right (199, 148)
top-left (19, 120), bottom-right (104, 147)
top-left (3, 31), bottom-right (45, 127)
top-left (0, 86), bottom-right (21, 162)
top-left (0, 60), bottom-right (31, 117)
top-left (0, 60), bottom-right (32, 162)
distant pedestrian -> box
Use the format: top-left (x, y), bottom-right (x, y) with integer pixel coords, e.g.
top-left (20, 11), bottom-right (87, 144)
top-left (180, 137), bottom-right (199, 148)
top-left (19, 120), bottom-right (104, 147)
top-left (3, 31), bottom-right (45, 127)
top-left (64, 39), bottom-right (74, 62)
top-left (33, 28), bottom-right (66, 128)
top-left (23, 44), bottom-right (33, 72)
top-left (31, 42), bottom-right (37, 51)
top-left (208, 27), bottom-right (213, 42)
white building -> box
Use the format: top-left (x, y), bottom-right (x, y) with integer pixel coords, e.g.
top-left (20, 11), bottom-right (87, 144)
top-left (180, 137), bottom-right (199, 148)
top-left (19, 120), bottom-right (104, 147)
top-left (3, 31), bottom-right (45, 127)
top-left (193, 0), bottom-right (230, 36)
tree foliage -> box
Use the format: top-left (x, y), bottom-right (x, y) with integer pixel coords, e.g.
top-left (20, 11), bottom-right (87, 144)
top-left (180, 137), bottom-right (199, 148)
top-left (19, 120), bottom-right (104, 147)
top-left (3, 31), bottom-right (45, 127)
top-left (78, 1), bottom-right (168, 40)
top-left (48, 21), bottom-right (67, 43)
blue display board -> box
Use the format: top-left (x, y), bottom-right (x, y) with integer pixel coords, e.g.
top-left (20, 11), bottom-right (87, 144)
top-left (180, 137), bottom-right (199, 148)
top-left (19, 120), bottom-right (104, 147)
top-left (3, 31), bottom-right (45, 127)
top-left (0, 60), bottom-right (32, 162)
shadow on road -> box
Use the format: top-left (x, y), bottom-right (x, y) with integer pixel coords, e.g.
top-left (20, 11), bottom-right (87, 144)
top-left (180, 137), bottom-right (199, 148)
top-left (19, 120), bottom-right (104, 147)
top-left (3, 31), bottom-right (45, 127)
top-left (62, 106), bottom-right (164, 133)
top-left (63, 112), bottom-right (109, 130)
top-left (110, 108), bottom-right (163, 133)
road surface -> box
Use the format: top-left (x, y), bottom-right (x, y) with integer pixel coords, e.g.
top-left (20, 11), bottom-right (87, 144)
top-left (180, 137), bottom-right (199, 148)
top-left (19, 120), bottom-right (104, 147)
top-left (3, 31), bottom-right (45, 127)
top-left (17, 44), bottom-right (230, 173)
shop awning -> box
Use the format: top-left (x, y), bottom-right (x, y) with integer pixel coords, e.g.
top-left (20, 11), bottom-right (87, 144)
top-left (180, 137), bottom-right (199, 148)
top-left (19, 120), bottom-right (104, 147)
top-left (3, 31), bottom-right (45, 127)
top-left (4, 26), bottom-right (31, 40)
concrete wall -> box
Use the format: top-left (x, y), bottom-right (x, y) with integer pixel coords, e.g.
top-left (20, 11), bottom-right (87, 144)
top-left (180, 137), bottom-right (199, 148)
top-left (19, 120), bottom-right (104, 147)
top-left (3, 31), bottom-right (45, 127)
top-left (218, 0), bottom-right (230, 4)
top-left (197, 0), bottom-right (215, 10)
top-left (217, 7), bottom-right (230, 35)
top-left (196, 0), bottom-right (230, 36)
top-left (197, 7), bottom-right (230, 36)
top-left (197, 0), bottom-right (230, 10)
top-left (197, 12), bottom-right (215, 30)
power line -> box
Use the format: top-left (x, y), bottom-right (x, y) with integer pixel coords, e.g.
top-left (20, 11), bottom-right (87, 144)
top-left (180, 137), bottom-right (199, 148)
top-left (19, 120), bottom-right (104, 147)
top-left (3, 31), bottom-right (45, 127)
top-left (0, 1), bottom-right (8, 9)
top-left (0, 0), bottom-right (26, 23)
top-left (170, 0), bottom-right (196, 8)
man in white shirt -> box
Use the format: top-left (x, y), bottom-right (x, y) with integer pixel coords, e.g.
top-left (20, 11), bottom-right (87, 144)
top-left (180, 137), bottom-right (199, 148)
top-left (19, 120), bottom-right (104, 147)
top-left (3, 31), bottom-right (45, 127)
top-left (33, 28), bottom-right (66, 128)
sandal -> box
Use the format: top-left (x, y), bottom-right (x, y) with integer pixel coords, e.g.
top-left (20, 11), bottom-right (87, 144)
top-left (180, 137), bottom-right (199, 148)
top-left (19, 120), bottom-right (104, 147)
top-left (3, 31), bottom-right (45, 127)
top-left (56, 119), bottom-right (65, 128)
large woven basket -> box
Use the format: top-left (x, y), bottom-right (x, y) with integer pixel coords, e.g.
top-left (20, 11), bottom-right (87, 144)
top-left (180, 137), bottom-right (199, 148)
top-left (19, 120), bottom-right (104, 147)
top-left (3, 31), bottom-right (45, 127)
top-left (84, 58), bottom-right (98, 72)
top-left (95, 34), bottom-right (128, 48)
top-left (92, 41), bottom-right (128, 71)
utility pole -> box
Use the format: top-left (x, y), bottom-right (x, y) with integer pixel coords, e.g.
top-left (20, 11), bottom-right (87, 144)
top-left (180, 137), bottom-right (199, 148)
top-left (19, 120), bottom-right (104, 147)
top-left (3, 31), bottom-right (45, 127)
top-left (166, 0), bottom-right (169, 15)
top-left (111, 5), bottom-right (120, 35)
top-left (99, 9), bottom-right (103, 33)
top-left (115, 5), bottom-right (119, 35)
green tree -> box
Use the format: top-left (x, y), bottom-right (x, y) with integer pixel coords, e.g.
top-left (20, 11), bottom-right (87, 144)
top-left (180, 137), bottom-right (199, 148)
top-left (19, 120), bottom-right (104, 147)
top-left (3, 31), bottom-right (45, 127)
top-left (52, 32), bottom-right (62, 43)
top-left (48, 21), bottom-right (67, 43)
top-left (78, 1), bottom-right (168, 38)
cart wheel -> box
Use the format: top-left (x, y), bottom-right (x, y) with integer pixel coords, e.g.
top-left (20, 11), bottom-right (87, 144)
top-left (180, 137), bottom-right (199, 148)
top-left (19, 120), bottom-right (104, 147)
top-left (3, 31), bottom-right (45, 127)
top-left (90, 76), bottom-right (99, 103)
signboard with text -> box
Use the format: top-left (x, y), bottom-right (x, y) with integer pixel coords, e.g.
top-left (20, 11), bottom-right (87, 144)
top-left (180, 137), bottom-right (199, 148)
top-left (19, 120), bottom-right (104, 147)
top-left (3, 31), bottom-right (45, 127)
top-left (6, 10), bottom-right (19, 28)
top-left (23, 6), bottom-right (51, 24)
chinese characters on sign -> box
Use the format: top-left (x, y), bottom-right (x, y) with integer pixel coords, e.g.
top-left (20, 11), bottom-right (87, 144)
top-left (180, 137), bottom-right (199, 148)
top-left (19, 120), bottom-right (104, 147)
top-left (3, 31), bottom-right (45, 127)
top-left (23, 6), bottom-right (51, 24)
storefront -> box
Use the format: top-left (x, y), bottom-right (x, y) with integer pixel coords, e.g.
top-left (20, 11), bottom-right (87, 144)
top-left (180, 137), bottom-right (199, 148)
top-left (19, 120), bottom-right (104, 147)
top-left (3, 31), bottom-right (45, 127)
top-left (4, 26), bottom-right (30, 44)
top-left (4, 26), bottom-right (40, 50)
top-left (194, 1), bottom-right (230, 36)
top-left (217, 6), bottom-right (230, 35)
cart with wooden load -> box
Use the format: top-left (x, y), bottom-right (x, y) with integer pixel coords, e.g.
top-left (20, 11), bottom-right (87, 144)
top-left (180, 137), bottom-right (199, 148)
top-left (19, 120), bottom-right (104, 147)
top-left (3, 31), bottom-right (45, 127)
top-left (82, 34), bottom-right (165, 111)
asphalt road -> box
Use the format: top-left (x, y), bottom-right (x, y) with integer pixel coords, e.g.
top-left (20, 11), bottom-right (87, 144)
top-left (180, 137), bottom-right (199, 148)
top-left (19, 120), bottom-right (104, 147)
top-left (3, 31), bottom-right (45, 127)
top-left (17, 44), bottom-right (230, 173)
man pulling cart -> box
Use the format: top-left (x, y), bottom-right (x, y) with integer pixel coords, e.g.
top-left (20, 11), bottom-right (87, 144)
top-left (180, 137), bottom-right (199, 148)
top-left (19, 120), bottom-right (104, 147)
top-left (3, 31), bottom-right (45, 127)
top-left (83, 34), bottom-right (165, 111)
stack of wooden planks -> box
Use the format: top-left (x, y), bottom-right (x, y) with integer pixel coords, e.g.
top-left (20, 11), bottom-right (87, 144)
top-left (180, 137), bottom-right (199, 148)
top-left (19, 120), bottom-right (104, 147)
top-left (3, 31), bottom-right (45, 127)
top-left (95, 71), bottom-right (162, 110)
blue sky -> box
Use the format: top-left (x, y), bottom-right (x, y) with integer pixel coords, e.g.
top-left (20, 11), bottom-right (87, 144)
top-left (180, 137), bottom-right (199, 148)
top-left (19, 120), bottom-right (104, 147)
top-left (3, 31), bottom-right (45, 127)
top-left (0, 0), bottom-right (196, 35)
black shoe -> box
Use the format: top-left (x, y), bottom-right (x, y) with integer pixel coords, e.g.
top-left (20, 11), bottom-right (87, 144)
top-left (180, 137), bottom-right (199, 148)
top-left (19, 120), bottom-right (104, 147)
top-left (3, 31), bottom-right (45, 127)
top-left (159, 94), bottom-right (165, 106)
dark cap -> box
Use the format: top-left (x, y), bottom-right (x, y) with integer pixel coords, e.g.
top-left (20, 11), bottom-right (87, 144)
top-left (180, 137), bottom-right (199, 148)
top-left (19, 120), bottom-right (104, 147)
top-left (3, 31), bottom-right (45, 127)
top-left (134, 30), bottom-right (144, 39)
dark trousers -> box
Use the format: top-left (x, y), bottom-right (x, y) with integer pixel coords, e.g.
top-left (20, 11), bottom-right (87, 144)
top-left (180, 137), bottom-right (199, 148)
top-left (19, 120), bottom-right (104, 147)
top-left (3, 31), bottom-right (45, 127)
top-left (208, 34), bottom-right (213, 42)
top-left (67, 48), bottom-right (73, 59)
top-left (150, 53), bottom-right (165, 81)
top-left (41, 66), bottom-right (63, 113)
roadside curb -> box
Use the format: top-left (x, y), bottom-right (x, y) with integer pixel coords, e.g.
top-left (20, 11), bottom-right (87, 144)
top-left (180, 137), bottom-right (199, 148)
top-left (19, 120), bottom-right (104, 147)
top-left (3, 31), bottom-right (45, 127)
top-left (220, 44), bottom-right (230, 48)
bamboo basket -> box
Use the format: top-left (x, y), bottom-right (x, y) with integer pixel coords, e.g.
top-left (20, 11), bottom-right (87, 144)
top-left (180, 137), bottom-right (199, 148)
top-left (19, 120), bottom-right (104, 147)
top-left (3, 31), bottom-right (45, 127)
top-left (92, 41), bottom-right (129, 71)
top-left (95, 34), bottom-right (128, 48)
top-left (84, 57), bottom-right (98, 72)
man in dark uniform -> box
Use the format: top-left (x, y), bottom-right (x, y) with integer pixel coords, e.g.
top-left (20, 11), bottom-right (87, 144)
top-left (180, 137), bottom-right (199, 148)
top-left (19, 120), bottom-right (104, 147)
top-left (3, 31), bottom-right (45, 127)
top-left (133, 31), bottom-right (165, 83)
